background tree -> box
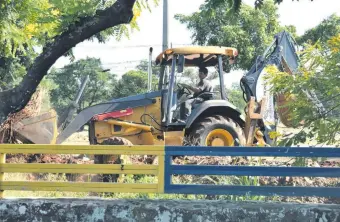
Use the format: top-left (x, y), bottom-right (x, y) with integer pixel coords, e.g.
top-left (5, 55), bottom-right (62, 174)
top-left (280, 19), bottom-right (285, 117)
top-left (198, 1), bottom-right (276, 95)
top-left (112, 70), bottom-right (158, 98)
top-left (48, 57), bottom-right (117, 116)
top-left (297, 14), bottom-right (340, 45)
top-left (136, 60), bottom-right (161, 76)
top-left (135, 61), bottom-right (205, 89)
top-left (212, 82), bottom-right (246, 110)
top-left (175, 0), bottom-right (296, 72)
top-left (226, 83), bottom-right (247, 111)
top-left (0, 0), bottom-right (157, 124)
top-left (49, 58), bottom-right (161, 118)
top-left (209, 0), bottom-right (314, 12)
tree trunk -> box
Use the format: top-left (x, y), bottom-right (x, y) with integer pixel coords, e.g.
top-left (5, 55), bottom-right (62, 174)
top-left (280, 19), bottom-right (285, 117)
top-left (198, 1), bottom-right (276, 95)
top-left (0, 0), bottom-right (136, 124)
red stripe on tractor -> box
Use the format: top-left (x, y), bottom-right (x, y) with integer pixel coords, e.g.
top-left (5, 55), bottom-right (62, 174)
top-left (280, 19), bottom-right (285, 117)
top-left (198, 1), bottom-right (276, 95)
top-left (93, 108), bottom-right (133, 121)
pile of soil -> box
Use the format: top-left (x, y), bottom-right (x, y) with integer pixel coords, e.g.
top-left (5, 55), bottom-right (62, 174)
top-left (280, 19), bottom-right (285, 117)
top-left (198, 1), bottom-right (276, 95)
top-left (5, 153), bottom-right (93, 165)
top-left (0, 88), bottom-right (45, 143)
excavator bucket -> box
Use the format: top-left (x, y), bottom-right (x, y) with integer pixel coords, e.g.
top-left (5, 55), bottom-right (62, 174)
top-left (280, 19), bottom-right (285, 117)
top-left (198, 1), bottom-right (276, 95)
top-left (12, 110), bottom-right (58, 144)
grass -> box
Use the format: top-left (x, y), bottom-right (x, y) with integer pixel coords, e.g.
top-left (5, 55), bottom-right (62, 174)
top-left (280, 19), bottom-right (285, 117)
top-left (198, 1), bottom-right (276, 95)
top-left (4, 173), bottom-right (89, 198)
top-left (96, 173), bottom-right (279, 202)
top-left (4, 171), bottom-right (275, 201)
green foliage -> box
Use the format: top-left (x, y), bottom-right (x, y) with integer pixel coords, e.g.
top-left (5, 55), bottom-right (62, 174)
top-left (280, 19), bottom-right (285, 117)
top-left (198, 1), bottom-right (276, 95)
top-left (112, 70), bottom-right (158, 98)
top-left (49, 59), bottom-right (160, 118)
top-left (197, 0), bottom-right (312, 14)
top-left (265, 34), bottom-right (340, 146)
top-left (0, 57), bottom-right (29, 90)
top-left (0, 0), bottom-right (159, 93)
top-left (48, 57), bottom-right (117, 115)
top-left (4, 173), bottom-right (89, 198)
top-left (176, 68), bottom-right (199, 85)
top-left (297, 14), bottom-right (340, 45)
top-left (212, 82), bottom-right (246, 111)
top-left (211, 0), bottom-right (313, 11)
top-left (264, 14), bottom-right (340, 146)
top-left (136, 60), bottom-right (161, 76)
top-left (226, 83), bottom-right (247, 111)
top-left (100, 173), bottom-right (268, 201)
top-left (0, 0), bottom-right (157, 59)
top-left (200, 0), bottom-right (242, 14)
top-left (175, 0), bottom-right (296, 72)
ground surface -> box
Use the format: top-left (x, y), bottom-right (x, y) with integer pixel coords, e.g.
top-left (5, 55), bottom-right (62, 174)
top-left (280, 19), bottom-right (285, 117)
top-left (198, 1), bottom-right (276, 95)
top-left (61, 131), bottom-right (89, 145)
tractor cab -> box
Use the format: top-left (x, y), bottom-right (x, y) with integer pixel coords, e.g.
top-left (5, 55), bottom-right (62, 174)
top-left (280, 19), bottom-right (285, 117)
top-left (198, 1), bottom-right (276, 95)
top-left (155, 46), bottom-right (239, 128)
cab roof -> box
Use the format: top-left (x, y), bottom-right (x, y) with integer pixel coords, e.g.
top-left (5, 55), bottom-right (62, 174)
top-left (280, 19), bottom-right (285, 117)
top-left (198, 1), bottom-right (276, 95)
top-left (155, 46), bottom-right (238, 67)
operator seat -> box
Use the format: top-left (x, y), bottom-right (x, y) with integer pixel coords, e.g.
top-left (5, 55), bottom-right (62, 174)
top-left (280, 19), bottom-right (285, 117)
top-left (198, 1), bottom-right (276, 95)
top-left (191, 86), bottom-right (214, 109)
top-left (177, 85), bottom-right (214, 122)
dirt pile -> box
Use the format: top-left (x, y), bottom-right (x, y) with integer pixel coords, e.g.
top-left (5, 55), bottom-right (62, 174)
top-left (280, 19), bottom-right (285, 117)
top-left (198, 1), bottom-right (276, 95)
top-left (0, 88), bottom-right (45, 143)
top-left (6, 153), bottom-right (93, 165)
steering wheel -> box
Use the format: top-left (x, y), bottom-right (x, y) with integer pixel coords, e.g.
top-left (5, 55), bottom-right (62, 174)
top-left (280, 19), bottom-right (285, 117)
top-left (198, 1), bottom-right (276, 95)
top-left (177, 83), bottom-right (191, 95)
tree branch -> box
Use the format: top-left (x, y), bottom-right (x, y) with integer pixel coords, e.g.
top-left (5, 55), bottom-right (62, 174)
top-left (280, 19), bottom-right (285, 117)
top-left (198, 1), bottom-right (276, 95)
top-left (0, 0), bottom-right (137, 123)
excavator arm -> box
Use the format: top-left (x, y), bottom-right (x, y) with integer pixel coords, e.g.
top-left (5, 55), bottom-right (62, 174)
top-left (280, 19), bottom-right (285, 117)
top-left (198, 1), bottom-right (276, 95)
top-left (241, 31), bottom-right (299, 101)
top-left (240, 31), bottom-right (300, 145)
top-left (240, 31), bottom-right (325, 145)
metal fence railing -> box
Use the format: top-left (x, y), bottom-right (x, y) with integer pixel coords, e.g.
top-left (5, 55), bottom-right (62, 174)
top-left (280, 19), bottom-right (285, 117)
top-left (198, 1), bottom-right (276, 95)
top-left (0, 144), bottom-right (165, 197)
top-left (0, 145), bottom-right (339, 198)
top-left (164, 146), bottom-right (340, 197)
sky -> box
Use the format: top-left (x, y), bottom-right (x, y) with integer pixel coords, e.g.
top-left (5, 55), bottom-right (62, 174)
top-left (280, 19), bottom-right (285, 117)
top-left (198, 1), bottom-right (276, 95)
top-left (53, 0), bottom-right (340, 88)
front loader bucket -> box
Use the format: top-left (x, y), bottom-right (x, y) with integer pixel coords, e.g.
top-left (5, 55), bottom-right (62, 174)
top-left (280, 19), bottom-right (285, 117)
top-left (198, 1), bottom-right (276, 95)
top-left (12, 110), bottom-right (58, 144)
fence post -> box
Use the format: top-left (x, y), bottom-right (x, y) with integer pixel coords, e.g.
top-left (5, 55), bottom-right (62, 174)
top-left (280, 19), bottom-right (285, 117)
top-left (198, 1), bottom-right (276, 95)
top-left (158, 154), bottom-right (165, 193)
top-left (0, 153), bottom-right (6, 198)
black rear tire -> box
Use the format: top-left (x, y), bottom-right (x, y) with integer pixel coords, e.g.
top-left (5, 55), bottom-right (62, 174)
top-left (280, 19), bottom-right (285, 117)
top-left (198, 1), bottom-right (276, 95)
top-left (189, 115), bottom-right (246, 146)
top-left (94, 137), bottom-right (132, 182)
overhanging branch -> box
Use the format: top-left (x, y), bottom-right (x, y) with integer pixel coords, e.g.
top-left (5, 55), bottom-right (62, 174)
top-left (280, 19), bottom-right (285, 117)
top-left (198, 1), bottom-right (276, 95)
top-left (0, 0), bottom-right (137, 123)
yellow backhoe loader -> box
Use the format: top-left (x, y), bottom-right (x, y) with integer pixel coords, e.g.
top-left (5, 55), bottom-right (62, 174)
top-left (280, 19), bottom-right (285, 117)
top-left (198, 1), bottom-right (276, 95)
top-left (12, 31), bottom-right (301, 181)
top-left (57, 46), bottom-right (258, 149)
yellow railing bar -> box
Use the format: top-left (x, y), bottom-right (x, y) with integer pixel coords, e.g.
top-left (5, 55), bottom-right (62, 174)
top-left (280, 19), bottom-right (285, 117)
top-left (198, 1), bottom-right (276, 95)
top-left (1, 164), bottom-right (159, 175)
top-left (0, 144), bottom-right (163, 149)
top-left (157, 155), bottom-right (165, 193)
top-left (0, 144), bottom-right (164, 155)
top-left (0, 144), bottom-right (166, 196)
top-left (1, 181), bottom-right (158, 193)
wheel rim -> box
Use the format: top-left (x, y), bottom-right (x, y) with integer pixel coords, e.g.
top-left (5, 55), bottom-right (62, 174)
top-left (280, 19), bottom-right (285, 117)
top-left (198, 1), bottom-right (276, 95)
top-left (205, 129), bottom-right (234, 146)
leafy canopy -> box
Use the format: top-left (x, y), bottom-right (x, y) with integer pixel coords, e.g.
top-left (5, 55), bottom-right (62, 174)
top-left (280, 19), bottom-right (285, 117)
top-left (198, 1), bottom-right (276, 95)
top-left (112, 70), bottom-right (158, 98)
top-left (0, 0), bottom-right (158, 92)
top-left (175, 0), bottom-right (296, 71)
top-left (297, 14), bottom-right (340, 46)
top-left (210, 0), bottom-right (314, 12)
top-left (136, 60), bottom-right (161, 76)
top-left (0, 0), bottom-right (157, 59)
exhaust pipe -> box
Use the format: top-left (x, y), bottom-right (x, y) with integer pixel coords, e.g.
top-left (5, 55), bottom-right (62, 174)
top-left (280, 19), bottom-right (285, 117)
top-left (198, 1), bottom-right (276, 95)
top-left (148, 47), bottom-right (153, 92)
